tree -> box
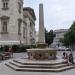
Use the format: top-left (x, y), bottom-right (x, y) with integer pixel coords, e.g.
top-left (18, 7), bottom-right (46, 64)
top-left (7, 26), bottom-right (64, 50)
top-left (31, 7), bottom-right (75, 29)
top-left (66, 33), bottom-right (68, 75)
top-left (45, 29), bottom-right (56, 46)
top-left (61, 21), bottom-right (75, 49)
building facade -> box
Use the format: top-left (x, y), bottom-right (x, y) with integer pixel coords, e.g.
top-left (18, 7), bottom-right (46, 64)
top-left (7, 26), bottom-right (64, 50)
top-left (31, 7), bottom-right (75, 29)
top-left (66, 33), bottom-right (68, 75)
top-left (52, 29), bottom-right (68, 47)
top-left (23, 7), bottom-right (36, 45)
top-left (0, 0), bottom-right (36, 45)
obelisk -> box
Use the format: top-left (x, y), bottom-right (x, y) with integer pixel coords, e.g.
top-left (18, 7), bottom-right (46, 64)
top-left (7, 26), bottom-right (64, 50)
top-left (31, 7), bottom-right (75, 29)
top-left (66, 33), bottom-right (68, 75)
top-left (38, 3), bottom-right (45, 43)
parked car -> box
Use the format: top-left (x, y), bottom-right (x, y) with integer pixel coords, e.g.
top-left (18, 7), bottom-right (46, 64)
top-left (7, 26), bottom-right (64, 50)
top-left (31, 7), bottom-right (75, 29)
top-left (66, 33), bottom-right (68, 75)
top-left (56, 46), bottom-right (71, 51)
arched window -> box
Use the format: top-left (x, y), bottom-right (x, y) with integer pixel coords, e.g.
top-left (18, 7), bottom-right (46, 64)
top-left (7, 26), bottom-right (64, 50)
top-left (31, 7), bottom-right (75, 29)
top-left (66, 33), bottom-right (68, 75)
top-left (0, 16), bottom-right (9, 33)
top-left (2, 21), bottom-right (7, 32)
top-left (18, 19), bottom-right (22, 35)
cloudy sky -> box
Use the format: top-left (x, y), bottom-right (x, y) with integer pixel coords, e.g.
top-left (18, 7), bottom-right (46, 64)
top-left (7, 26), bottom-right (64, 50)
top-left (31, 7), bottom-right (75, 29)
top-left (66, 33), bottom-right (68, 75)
top-left (23, 0), bottom-right (75, 31)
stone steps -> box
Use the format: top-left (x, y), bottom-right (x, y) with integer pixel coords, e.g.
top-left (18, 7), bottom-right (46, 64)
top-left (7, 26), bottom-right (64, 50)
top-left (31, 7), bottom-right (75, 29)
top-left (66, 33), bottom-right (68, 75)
top-left (9, 61), bottom-right (69, 69)
top-left (5, 59), bottom-right (75, 72)
top-left (5, 62), bottom-right (75, 72)
top-left (13, 59), bottom-right (66, 65)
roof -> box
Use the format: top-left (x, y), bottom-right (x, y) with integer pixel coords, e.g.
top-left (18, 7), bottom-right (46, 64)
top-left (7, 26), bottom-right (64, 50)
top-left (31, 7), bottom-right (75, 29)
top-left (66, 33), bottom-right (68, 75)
top-left (54, 29), bottom-right (68, 33)
top-left (23, 7), bottom-right (36, 20)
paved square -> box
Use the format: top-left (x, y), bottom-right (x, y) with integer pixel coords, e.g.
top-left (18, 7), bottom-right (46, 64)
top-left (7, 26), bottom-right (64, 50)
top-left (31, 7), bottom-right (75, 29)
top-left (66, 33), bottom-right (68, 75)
top-left (0, 51), bottom-right (75, 75)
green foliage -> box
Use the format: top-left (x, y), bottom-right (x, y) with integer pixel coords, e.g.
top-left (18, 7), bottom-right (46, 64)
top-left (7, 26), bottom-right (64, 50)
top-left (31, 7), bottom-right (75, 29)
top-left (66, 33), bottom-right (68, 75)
top-left (0, 45), bottom-right (37, 53)
top-left (45, 29), bottom-right (56, 46)
top-left (0, 46), bottom-right (4, 52)
top-left (61, 21), bottom-right (75, 47)
top-left (16, 45), bottom-right (29, 53)
top-left (12, 45), bottom-right (31, 53)
top-left (70, 21), bottom-right (75, 30)
top-left (12, 45), bottom-right (20, 52)
top-left (3, 45), bottom-right (10, 52)
top-left (30, 45), bottom-right (37, 48)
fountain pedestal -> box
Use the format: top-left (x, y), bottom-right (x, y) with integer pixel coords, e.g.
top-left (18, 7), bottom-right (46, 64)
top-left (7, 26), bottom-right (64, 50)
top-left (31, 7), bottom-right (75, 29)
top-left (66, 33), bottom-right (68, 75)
top-left (27, 48), bottom-right (57, 60)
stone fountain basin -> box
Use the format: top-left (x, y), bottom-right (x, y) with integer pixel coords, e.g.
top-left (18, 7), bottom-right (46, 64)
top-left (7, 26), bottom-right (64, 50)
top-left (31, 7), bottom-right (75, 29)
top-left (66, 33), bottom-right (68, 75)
top-left (27, 48), bottom-right (57, 60)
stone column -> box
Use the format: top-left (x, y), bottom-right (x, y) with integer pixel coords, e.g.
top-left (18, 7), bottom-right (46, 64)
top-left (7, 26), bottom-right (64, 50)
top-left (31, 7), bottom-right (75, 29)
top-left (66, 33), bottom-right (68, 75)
top-left (38, 3), bottom-right (45, 43)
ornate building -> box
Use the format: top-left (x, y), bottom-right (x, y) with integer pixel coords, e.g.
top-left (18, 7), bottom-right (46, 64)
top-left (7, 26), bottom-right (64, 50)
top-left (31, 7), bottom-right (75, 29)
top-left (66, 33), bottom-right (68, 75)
top-left (23, 7), bottom-right (36, 45)
top-left (0, 0), bottom-right (36, 45)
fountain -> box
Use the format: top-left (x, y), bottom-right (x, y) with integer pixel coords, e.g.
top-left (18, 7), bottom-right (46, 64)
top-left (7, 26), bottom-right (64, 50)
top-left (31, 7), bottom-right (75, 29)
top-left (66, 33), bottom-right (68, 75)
top-left (27, 3), bottom-right (57, 60)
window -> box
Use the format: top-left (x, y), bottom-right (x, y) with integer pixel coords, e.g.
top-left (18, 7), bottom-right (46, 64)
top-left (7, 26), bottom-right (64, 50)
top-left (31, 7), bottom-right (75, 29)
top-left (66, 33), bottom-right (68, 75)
top-left (23, 21), bottom-right (27, 38)
top-left (2, 21), bottom-right (7, 32)
top-left (23, 27), bottom-right (25, 38)
top-left (30, 32), bottom-right (32, 37)
top-left (0, 16), bottom-right (9, 33)
top-left (18, 19), bottom-right (22, 35)
top-left (23, 28), bottom-right (25, 38)
top-left (18, 2), bottom-right (21, 13)
top-left (2, 0), bottom-right (9, 10)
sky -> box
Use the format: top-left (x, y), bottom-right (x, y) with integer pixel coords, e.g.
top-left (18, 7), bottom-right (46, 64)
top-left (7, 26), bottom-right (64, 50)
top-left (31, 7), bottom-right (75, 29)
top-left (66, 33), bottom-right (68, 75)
top-left (23, 0), bottom-right (75, 31)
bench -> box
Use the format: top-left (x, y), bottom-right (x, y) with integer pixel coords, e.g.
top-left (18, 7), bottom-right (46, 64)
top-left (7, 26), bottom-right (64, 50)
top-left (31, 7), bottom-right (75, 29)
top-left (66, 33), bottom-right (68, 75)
top-left (0, 52), bottom-right (13, 60)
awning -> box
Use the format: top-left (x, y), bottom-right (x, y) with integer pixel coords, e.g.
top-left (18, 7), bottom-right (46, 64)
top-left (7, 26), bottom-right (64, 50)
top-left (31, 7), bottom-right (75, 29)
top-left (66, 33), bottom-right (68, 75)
top-left (0, 41), bottom-right (20, 45)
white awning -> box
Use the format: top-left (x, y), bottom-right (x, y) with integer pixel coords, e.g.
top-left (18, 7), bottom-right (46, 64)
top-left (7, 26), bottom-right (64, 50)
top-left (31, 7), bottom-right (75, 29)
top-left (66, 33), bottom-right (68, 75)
top-left (0, 41), bottom-right (20, 45)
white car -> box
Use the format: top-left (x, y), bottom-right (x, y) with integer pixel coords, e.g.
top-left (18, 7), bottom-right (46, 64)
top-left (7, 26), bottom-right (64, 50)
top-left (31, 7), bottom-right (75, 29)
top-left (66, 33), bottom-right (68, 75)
top-left (57, 46), bottom-right (70, 51)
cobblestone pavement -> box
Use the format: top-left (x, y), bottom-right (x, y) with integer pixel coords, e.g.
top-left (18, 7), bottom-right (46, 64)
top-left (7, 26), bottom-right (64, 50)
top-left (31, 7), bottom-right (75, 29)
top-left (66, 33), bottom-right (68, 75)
top-left (0, 51), bottom-right (75, 75)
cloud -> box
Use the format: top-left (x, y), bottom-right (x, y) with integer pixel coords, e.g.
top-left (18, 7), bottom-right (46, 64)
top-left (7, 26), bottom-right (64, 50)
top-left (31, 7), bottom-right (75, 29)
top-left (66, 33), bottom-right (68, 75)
top-left (23, 0), bottom-right (75, 31)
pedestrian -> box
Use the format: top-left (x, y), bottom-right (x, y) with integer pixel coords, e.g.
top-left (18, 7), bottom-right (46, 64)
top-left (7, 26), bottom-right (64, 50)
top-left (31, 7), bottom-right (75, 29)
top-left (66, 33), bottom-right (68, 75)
top-left (62, 52), bottom-right (68, 63)
top-left (8, 48), bottom-right (13, 58)
top-left (62, 52), bottom-right (66, 59)
top-left (69, 53), bottom-right (74, 64)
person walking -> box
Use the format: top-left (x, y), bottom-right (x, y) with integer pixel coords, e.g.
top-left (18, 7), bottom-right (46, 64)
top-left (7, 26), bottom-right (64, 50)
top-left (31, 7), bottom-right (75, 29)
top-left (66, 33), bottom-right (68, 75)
top-left (69, 53), bottom-right (74, 64)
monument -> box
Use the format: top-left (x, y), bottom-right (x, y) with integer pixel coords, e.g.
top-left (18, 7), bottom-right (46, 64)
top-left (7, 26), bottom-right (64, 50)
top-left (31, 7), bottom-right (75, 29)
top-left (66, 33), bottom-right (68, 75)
top-left (38, 3), bottom-right (45, 43)
top-left (27, 3), bottom-right (57, 60)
